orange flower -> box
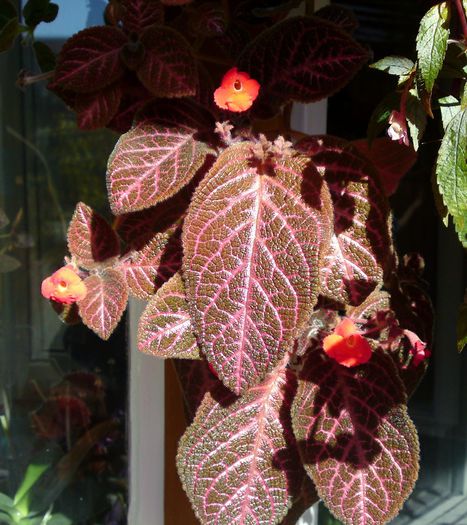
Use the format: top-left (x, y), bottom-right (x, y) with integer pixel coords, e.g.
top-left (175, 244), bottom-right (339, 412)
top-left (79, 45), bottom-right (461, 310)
top-left (214, 67), bottom-right (260, 112)
top-left (322, 318), bottom-right (372, 367)
top-left (41, 265), bottom-right (87, 304)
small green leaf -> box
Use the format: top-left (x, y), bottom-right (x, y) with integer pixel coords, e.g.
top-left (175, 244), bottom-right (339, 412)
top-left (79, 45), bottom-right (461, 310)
top-left (367, 91), bottom-right (399, 143)
top-left (453, 213), bottom-right (467, 247)
top-left (439, 95), bottom-right (461, 130)
top-left (0, 253), bottom-right (21, 272)
top-left (14, 462), bottom-right (50, 515)
top-left (458, 300), bottom-right (467, 352)
top-left (370, 55), bottom-right (414, 77)
top-left (416, 2), bottom-right (450, 96)
top-left (436, 108), bottom-right (467, 243)
top-left (406, 88), bottom-right (427, 150)
top-left (33, 41), bottom-right (56, 72)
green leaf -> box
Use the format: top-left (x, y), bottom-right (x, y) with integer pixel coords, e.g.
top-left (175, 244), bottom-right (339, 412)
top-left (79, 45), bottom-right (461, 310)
top-left (453, 213), bottom-right (467, 247)
top-left (406, 88), bottom-right (427, 150)
top-left (33, 41), bottom-right (56, 72)
top-left (416, 2), bottom-right (450, 96)
top-left (367, 92), bottom-right (399, 143)
top-left (436, 108), bottom-right (467, 239)
top-left (23, 0), bottom-right (58, 28)
top-left (370, 55), bottom-right (414, 77)
top-left (438, 95), bottom-right (461, 131)
top-left (458, 301), bottom-right (467, 352)
top-left (0, 253), bottom-right (21, 272)
top-left (13, 463), bottom-right (50, 516)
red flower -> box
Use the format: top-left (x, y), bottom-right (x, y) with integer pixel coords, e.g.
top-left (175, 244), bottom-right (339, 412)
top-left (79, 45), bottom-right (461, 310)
top-left (403, 329), bottom-right (431, 367)
top-left (214, 67), bottom-right (260, 112)
top-left (322, 318), bottom-right (373, 367)
top-left (41, 265), bottom-right (87, 304)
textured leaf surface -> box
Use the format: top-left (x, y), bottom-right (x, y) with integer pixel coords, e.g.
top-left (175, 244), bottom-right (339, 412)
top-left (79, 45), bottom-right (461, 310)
top-left (76, 83), bottom-right (122, 130)
top-left (416, 2), bottom-right (450, 95)
top-left (238, 16), bottom-right (368, 108)
top-left (115, 182), bottom-right (192, 249)
top-left (121, 0), bottom-right (163, 33)
top-left (67, 203), bottom-right (120, 269)
top-left (436, 108), bottom-right (467, 246)
top-left (314, 5), bottom-right (358, 33)
top-left (177, 358), bottom-right (303, 525)
top-left (53, 26), bottom-right (127, 93)
top-left (107, 101), bottom-right (212, 214)
top-left (138, 273), bottom-right (199, 359)
top-left (118, 231), bottom-right (182, 298)
top-left (77, 268), bottom-right (128, 340)
top-left (370, 56), bottom-right (414, 77)
top-left (297, 136), bottom-right (392, 307)
top-left (292, 349), bottom-right (419, 525)
top-left (137, 25), bottom-right (197, 97)
top-left (352, 138), bottom-right (417, 196)
top-left (183, 142), bottom-right (331, 394)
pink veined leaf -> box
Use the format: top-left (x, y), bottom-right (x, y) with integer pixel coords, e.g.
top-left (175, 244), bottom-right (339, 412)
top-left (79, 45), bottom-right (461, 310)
top-left (291, 348), bottom-right (419, 525)
top-left (121, 0), bottom-right (164, 33)
top-left (346, 288), bottom-right (390, 321)
top-left (352, 138), bottom-right (417, 196)
top-left (238, 16), bottom-right (368, 109)
top-left (278, 477), bottom-right (318, 525)
top-left (314, 5), bottom-right (359, 33)
top-left (118, 229), bottom-right (182, 299)
top-left (52, 26), bottom-right (127, 93)
top-left (177, 357), bottom-right (305, 525)
top-left (183, 142), bottom-right (331, 394)
top-left (76, 83), bottom-right (123, 130)
top-left (138, 272), bottom-right (200, 359)
top-left (173, 359), bottom-right (224, 423)
top-left (297, 136), bottom-right (393, 307)
top-left (137, 25), bottom-right (198, 97)
top-left (67, 202), bottom-right (120, 269)
top-left (77, 268), bottom-right (128, 340)
top-left (115, 187), bottom-right (190, 249)
top-left (107, 101), bottom-right (213, 215)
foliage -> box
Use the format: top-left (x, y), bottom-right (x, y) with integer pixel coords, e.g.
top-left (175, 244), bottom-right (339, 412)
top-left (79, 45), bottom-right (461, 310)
top-left (6, 0), bottom-right (466, 524)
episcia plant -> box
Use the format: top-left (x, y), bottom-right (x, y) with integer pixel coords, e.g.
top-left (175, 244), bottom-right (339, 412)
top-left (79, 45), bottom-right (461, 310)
top-left (19, 0), bottom-right (442, 523)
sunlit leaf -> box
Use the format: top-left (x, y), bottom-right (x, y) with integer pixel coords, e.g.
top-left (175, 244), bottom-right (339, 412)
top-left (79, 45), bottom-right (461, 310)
top-left (416, 2), bottom-right (450, 97)
top-left (138, 273), bottom-right (200, 359)
top-left (292, 349), bottom-right (419, 525)
top-left (297, 136), bottom-right (392, 307)
top-left (52, 26), bottom-right (127, 93)
top-left (118, 230), bottom-right (182, 298)
top-left (183, 142), bottom-right (331, 393)
top-left (107, 100), bottom-right (213, 214)
top-left (436, 108), bottom-right (467, 246)
top-left (438, 95), bottom-right (461, 131)
top-left (78, 268), bottom-right (128, 340)
top-left (177, 357), bottom-right (304, 525)
top-left (67, 202), bottom-right (120, 269)
top-left (370, 56), bottom-right (414, 77)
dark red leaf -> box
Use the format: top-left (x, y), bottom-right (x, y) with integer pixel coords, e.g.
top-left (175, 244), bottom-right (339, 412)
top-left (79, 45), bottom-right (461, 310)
top-left (121, 0), bottom-right (164, 33)
top-left (314, 5), bottom-right (359, 33)
top-left (76, 83), bottom-right (123, 130)
top-left (137, 25), bottom-right (197, 97)
top-left (292, 348), bottom-right (419, 525)
top-left (238, 16), bottom-right (368, 109)
top-left (53, 26), bottom-right (127, 93)
top-left (352, 138), bottom-right (417, 196)
top-left (67, 202), bottom-right (120, 269)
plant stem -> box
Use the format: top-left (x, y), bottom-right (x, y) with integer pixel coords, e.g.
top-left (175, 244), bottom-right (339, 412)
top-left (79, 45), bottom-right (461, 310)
top-left (453, 0), bottom-right (467, 40)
